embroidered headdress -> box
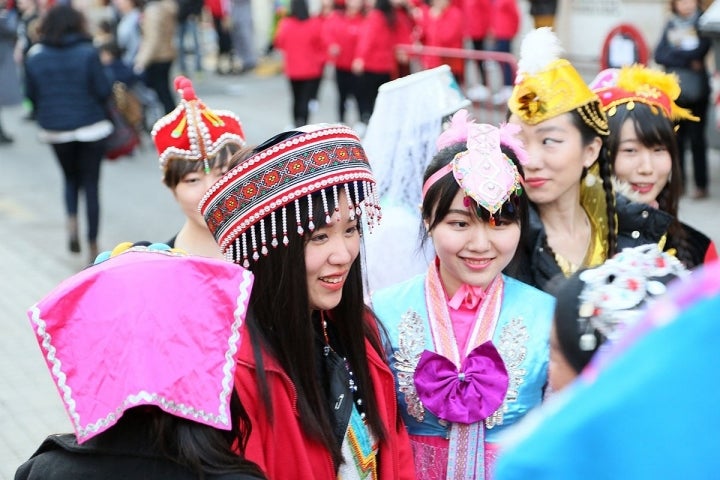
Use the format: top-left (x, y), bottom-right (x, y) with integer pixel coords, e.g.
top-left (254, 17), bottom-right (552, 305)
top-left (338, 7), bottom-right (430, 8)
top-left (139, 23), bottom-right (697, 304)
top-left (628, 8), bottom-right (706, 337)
top-left (554, 244), bottom-right (688, 373)
top-left (508, 28), bottom-right (609, 136)
top-left (199, 124), bottom-right (380, 266)
top-left (27, 243), bottom-right (254, 443)
top-left (590, 65), bottom-right (699, 122)
top-left (421, 109), bottom-right (527, 219)
top-left (151, 76), bottom-right (246, 173)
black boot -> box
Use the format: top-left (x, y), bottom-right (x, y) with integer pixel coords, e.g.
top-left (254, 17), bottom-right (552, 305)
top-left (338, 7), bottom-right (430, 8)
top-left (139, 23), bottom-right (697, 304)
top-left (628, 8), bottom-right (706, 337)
top-left (68, 216), bottom-right (80, 253)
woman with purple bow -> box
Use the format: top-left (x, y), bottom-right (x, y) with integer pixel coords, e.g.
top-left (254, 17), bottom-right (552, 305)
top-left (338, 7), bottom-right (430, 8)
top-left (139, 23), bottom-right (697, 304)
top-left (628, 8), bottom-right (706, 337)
top-left (371, 110), bottom-right (555, 479)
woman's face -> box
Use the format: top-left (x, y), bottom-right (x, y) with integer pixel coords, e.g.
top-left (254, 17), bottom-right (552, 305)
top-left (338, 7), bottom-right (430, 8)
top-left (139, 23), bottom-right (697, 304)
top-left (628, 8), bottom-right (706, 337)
top-left (674, 0), bottom-right (698, 17)
top-left (510, 113), bottom-right (601, 207)
top-left (548, 323), bottom-right (578, 392)
top-left (172, 166), bottom-right (224, 228)
top-left (613, 118), bottom-right (672, 206)
top-left (429, 190), bottom-right (521, 296)
top-left (305, 193), bottom-right (361, 311)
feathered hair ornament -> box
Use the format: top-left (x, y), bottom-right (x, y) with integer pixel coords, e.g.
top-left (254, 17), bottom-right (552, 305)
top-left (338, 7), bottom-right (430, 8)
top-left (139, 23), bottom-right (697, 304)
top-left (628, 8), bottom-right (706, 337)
top-left (591, 64), bottom-right (699, 122)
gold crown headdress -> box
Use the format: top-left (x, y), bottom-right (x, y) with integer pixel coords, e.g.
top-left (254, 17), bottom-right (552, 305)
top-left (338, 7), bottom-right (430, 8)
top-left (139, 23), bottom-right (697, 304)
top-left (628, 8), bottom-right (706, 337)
top-left (590, 65), bottom-right (699, 122)
top-left (508, 28), bottom-right (609, 136)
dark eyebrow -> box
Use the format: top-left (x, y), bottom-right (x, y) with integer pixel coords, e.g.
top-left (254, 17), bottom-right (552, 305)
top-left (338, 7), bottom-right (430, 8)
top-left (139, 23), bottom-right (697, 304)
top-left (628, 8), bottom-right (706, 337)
top-left (446, 209), bottom-right (471, 217)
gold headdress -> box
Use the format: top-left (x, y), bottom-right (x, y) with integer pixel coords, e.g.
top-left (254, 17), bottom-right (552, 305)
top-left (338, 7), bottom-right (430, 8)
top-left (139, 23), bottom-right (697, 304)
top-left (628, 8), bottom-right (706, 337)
top-left (508, 28), bottom-right (609, 136)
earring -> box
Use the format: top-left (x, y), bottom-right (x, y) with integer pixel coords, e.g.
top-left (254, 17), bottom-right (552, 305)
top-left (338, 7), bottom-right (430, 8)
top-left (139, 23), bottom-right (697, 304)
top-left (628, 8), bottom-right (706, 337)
top-left (584, 172), bottom-right (597, 187)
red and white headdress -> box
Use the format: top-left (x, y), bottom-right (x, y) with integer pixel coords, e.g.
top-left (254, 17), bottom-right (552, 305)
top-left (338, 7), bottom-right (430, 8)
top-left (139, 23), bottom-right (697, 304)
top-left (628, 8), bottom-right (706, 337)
top-left (590, 65), bottom-right (698, 122)
top-left (200, 124), bottom-right (380, 267)
top-left (151, 76), bottom-right (246, 173)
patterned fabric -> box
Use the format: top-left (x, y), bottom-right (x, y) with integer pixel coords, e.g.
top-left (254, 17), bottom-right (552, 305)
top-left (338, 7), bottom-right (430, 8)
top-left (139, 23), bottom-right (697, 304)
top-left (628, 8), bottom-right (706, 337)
top-left (372, 273), bottom-right (554, 478)
top-left (338, 406), bottom-right (378, 480)
top-left (200, 125), bottom-right (380, 265)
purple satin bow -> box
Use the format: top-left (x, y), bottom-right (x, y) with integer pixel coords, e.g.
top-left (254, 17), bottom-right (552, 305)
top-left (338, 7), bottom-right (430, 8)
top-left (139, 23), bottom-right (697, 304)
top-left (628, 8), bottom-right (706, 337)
top-left (413, 341), bottom-right (509, 424)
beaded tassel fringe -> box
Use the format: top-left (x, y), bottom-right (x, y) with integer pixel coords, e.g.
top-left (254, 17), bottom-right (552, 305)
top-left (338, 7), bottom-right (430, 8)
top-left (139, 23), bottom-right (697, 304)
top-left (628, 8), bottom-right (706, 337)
top-left (224, 181), bottom-right (380, 265)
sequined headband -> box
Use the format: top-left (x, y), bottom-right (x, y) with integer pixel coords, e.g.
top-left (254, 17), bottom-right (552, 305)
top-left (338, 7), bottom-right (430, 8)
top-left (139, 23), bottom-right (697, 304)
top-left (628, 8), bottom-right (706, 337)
top-left (590, 65), bottom-right (699, 123)
top-left (574, 244), bottom-right (688, 352)
top-left (421, 110), bottom-right (527, 216)
top-left (199, 125), bottom-right (380, 267)
top-left (151, 76), bottom-right (246, 173)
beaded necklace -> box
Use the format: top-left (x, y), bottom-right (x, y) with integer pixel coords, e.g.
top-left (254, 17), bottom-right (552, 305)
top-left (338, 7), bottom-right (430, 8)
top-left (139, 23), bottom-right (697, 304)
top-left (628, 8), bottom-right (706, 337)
top-left (321, 316), bottom-right (367, 420)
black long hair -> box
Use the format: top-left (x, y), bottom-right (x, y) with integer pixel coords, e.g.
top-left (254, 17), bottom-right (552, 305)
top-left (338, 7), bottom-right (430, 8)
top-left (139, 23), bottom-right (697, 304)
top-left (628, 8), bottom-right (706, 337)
top-left (605, 103), bottom-right (691, 265)
top-left (420, 141), bottom-right (530, 275)
top-left (116, 391), bottom-right (265, 478)
top-left (242, 154), bottom-right (387, 467)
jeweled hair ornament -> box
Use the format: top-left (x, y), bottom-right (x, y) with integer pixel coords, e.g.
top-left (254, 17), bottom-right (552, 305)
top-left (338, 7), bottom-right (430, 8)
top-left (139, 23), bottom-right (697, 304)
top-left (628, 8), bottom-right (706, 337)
top-left (421, 109), bottom-right (527, 216)
top-left (508, 27), bottom-right (609, 136)
top-left (151, 76), bottom-right (246, 174)
top-left (199, 124), bottom-right (380, 267)
top-left (575, 244), bottom-right (688, 352)
top-left (590, 64), bottom-right (699, 122)
top-left (27, 243), bottom-right (254, 443)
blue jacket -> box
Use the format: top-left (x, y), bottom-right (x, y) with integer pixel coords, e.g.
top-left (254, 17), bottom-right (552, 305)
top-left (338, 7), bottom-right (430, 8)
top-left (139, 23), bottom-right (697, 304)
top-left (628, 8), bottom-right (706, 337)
top-left (25, 33), bottom-right (111, 131)
top-left (372, 274), bottom-right (554, 442)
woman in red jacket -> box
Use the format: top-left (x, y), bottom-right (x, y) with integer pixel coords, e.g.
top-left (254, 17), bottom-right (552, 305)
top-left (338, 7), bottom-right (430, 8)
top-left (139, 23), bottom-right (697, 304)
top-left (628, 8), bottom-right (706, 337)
top-left (417, 0), bottom-right (465, 85)
top-left (324, 0), bottom-right (365, 123)
top-left (200, 123), bottom-right (416, 479)
top-left (352, 0), bottom-right (406, 126)
top-left (274, 0), bottom-right (326, 127)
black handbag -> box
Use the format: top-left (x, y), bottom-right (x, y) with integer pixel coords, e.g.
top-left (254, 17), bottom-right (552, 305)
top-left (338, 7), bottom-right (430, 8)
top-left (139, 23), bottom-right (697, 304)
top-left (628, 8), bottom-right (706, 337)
top-left (669, 67), bottom-right (707, 105)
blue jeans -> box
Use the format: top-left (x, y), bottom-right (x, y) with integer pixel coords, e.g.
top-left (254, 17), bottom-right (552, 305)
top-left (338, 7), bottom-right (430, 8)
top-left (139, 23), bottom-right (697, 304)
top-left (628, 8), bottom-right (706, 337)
top-left (177, 17), bottom-right (202, 73)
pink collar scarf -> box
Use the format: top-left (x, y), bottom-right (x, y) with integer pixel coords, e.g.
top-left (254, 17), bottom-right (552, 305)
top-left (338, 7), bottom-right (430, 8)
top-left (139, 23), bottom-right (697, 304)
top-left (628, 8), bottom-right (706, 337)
top-left (27, 248), bottom-right (254, 443)
top-left (413, 264), bottom-right (508, 479)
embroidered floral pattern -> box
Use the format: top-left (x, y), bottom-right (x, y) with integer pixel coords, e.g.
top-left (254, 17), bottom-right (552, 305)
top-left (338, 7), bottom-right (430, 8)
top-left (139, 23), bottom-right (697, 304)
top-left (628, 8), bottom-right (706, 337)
top-left (394, 309), bottom-right (426, 422)
top-left (485, 317), bottom-right (528, 429)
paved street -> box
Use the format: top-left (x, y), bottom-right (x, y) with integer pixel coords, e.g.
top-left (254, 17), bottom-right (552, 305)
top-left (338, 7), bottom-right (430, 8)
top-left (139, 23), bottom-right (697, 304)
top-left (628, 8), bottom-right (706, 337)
top-left (1, 68), bottom-right (719, 477)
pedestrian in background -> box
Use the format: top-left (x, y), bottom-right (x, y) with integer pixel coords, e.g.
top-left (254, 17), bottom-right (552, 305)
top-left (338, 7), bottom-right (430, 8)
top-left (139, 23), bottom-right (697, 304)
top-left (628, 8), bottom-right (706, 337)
top-left (176, 0), bottom-right (204, 76)
top-left (352, 0), bottom-right (406, 131)
top-left (229, 0), bottom-right (257, 73)
top-left (274, 0), bottom-right (325, 127)
top-left (24, 4), bottom-right (112, 261)
top-left (205, 0), bottom-right (234, 74)
top-left (0, 0), bottom-right (23, 144)
top-left (323, 0), bottom-right (364, 123)
top-left (655, 0), bottom-right (711, 199)
top-left (134, 0), bottom-right (177, 113)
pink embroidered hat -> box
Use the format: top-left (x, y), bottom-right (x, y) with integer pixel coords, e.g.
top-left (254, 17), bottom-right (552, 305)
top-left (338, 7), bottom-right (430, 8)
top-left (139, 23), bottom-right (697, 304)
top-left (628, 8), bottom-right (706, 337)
top-left (421, 109), bottom-right (528, 217)
top-left (199, 124), bottom-right (380, 267)
top-left (27, 245), bottom-right (254, 444)
top-left (151, 76), bottom-right (246, 173)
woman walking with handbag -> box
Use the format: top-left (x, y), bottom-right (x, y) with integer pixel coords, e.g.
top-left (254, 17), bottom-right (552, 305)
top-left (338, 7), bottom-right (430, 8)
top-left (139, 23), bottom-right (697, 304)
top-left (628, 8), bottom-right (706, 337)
top-left (25, 4), bottom-right (113, 261)
top-left (655, 0), bottom-right (711, 199)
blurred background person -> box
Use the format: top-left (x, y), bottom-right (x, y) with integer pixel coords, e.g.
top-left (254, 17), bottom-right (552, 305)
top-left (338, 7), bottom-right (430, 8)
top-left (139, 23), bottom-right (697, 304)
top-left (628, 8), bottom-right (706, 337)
top-left (24, 4), bottom-right (113, 260)
top-left (0, 0), bottom-right (23, 144)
